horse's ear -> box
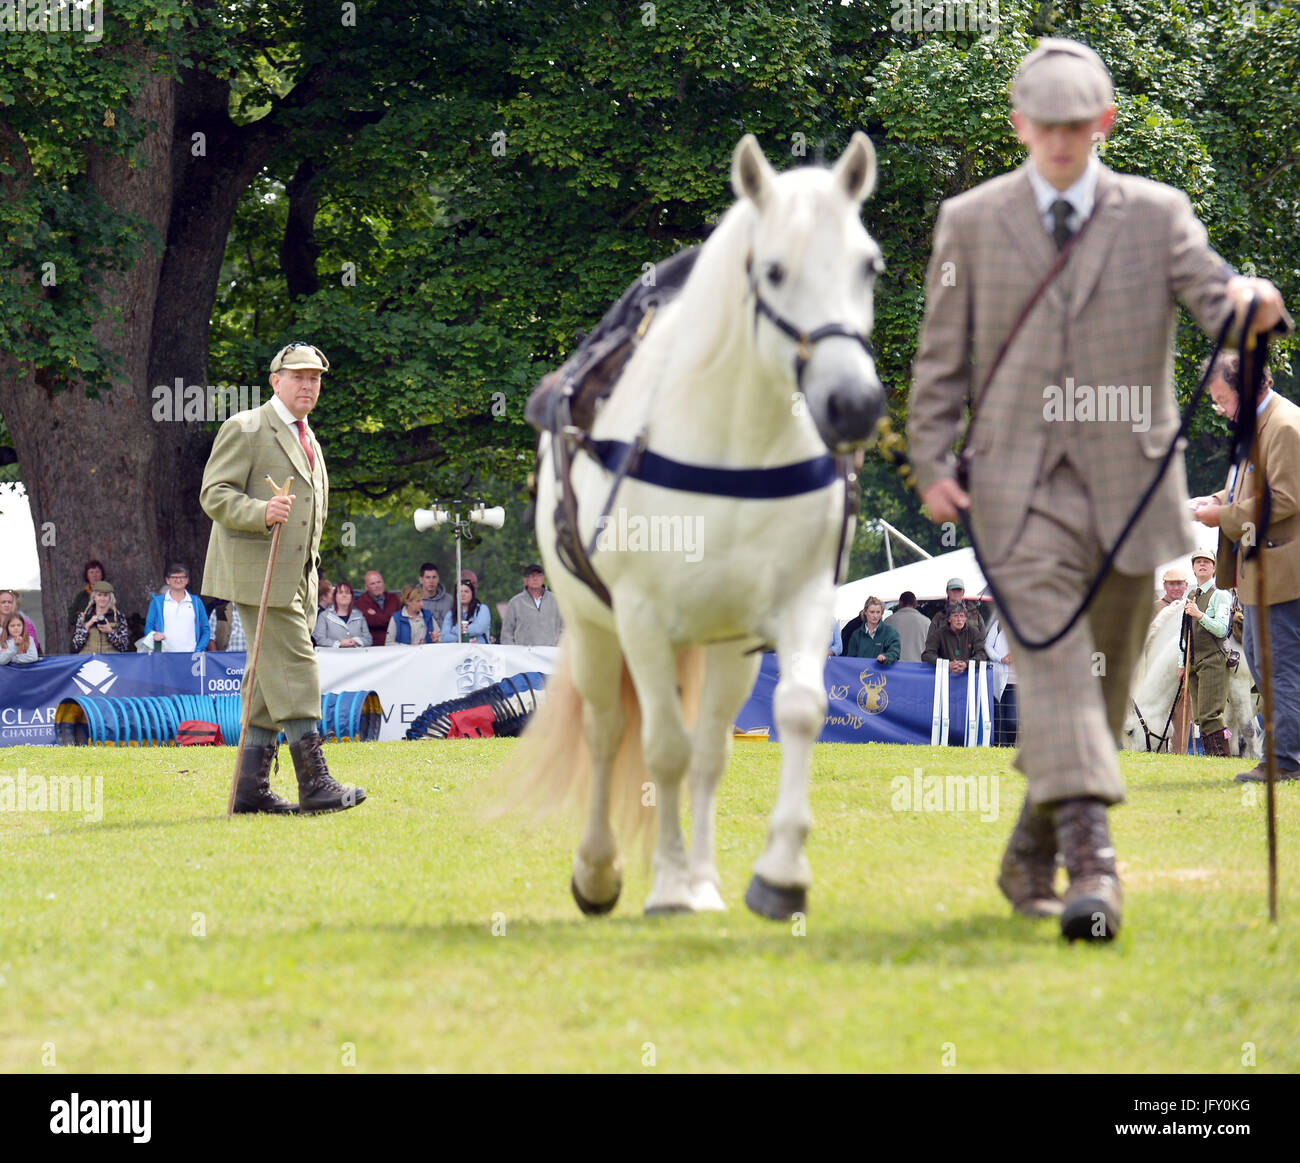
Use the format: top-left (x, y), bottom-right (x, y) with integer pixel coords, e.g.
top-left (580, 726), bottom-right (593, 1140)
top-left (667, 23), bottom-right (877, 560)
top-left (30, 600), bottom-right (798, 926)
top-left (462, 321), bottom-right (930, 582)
top-left (731, 134), bottom-right (775, 209)
top-left (834, 131), bottom-right (877, 203)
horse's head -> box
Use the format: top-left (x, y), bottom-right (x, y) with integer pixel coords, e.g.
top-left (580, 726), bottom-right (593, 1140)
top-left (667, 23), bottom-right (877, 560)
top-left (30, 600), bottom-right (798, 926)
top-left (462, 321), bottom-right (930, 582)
top-left (732, 133), bottom-right (885, 454)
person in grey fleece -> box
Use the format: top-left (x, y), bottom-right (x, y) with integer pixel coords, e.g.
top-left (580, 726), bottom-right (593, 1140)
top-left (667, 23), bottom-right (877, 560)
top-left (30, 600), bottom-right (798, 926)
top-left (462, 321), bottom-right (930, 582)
top-left (499, 565), bottom-right (564, 646)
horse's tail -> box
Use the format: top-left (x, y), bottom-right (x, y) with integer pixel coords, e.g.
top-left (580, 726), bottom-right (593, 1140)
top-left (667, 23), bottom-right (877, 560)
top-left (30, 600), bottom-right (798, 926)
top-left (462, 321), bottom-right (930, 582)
top-left (496, 643), bottom-right (706, 850)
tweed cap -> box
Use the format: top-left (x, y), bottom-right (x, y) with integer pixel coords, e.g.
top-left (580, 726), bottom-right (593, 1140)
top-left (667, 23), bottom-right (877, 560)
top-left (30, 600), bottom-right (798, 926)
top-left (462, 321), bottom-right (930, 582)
top-left (1162, 567), bottom-right (1188, 582)
top-left (1191, 551), bottom-right (1215, 565)
top-left (91, 580), bottom-right (115, 594)
top-left (1012, 38), bottom-right (1114, 123)
top-left (270, 342), bottom-right (330, 373)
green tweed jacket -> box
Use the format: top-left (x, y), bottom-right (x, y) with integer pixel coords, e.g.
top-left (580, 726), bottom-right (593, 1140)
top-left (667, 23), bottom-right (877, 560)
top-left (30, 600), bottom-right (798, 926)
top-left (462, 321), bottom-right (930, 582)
top-left (200, 401), bottom-right (328, 609)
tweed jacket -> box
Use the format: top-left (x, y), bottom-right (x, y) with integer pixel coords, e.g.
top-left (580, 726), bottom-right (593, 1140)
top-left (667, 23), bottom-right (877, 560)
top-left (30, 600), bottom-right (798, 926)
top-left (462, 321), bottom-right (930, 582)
top-left (200, 401), bottom-right (328, 609)
top-left (1212, 391), bottom-right (1300, 606)
top-left (908, 163), bottom-right (1236, 574)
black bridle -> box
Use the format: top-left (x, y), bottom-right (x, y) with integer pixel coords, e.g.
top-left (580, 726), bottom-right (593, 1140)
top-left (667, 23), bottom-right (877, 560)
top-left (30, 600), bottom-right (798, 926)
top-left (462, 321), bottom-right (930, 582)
top-left (1131, 682), bottom-right (1183, 753)
top-left (747, 257), bottom-right (877, 390)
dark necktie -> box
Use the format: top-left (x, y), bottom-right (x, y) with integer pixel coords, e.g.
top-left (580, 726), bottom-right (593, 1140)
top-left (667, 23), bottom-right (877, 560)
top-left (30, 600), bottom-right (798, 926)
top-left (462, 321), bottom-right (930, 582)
top-left (294, 419), bottom-right (315, 470)
top-left (1050, 198), bottom-right (1074, 251)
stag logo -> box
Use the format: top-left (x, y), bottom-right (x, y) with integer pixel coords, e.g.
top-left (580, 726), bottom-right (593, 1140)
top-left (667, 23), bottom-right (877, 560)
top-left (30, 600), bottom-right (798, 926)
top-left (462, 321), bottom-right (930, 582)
top-left (857, 670), bottom-right (888, 715)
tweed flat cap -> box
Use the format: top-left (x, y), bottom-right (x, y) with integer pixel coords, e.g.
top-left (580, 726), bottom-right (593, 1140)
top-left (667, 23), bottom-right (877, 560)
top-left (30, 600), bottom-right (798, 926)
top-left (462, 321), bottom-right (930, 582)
top-left (1012, 37), bottom-right (1114, 123)
top-left (270, 341), bottom-right (330, 373)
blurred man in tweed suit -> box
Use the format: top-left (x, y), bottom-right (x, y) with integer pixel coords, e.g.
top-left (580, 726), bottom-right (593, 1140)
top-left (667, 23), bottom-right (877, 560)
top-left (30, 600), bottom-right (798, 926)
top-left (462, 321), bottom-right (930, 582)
top-left (201, 342), bottom-right (366, 816)
top-left (908, 39), bottom-right (1286, 940)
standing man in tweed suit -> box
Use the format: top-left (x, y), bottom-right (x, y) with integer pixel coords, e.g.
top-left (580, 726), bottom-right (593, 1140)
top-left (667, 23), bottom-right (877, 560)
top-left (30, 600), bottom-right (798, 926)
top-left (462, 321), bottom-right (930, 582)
top-left (907, 39), bottom-right (1287, 940)
top-left (201, 342), bottom-right (366, 815)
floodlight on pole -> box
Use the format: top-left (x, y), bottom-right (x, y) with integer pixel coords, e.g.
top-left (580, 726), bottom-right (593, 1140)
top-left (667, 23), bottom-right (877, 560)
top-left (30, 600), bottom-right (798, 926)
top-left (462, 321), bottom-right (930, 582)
top-left (411, 498), bottom-right (506, 642)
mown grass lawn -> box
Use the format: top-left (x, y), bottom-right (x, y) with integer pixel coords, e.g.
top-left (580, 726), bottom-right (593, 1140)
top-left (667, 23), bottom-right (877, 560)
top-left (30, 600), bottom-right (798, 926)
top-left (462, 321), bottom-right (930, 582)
top-left (0, 739), bottom-right (1296, 1073)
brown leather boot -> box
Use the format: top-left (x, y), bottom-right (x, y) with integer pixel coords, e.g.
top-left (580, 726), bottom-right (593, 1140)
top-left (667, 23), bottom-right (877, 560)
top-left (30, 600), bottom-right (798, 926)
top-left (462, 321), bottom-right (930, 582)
top-left (289, 732), bottom-right (366, 814)
top-left (1201, 728), bottom-right (1229, 757)
top-left (1054, 797), bottom-right (1122, 942)
top-left (997, 797), bottom-right (1062, 918)
top-left (232, 743), bottom-right (299, 815)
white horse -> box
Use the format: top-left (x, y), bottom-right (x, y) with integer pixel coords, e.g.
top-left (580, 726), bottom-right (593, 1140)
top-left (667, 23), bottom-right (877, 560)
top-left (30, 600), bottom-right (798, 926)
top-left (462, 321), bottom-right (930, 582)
top-left (517, 134), bottom-right (885, 919)
top-left (1123, 601), bottom-right (1259, 758)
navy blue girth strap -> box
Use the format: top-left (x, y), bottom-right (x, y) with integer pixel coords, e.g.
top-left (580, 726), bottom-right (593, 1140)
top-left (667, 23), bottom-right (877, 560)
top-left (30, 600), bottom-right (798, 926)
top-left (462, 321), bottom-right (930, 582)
top-left (589, 438), bottom-right (838, 498)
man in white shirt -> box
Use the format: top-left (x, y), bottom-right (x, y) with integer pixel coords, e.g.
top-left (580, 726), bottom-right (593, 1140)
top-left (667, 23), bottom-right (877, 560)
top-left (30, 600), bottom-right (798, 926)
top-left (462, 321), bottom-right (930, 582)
top-left (145, 564), bottom-right (210, 653)
top-left (159, 567), bottom-right (197, 651)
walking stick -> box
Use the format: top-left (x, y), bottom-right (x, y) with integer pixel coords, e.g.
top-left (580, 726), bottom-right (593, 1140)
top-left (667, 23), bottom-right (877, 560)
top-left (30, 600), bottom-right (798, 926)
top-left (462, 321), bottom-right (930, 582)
top-left (1241, 325), bottom-right (1280, 922)
top-left (1174, 614), bottom-right (1193, 754)
top-left (226, 475), bottom-right (294, 819)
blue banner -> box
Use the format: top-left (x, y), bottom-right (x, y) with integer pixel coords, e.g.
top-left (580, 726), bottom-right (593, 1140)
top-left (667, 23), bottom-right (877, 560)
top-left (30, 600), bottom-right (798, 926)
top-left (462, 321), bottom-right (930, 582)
top-left (4, 650), bottom-right (992, 748)
top-left (735, 656), bottom-right (993, 745)
top-left (0, 652), bottom-right (238, 747)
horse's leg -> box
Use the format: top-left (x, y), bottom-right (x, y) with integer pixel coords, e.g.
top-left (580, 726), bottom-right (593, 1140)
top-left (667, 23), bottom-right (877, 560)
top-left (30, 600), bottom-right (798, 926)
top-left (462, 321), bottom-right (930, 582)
top-left (1229, 667), bottom-right (1259, 760)
top-left (747, 614), bottom-right (826, 920)
top-left (569, 625), bottom-right (628, 914)
top-left (621, 639), bottom-right (695, 915)
top-left (686, 645), bottom-right (761, 912)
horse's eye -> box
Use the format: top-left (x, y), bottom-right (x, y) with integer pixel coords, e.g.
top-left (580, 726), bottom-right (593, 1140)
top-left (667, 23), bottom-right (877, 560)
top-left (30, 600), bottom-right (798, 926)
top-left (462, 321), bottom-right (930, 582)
top-left (864, 258), bottom-right (881, 280)
top-left (766, 263), bottom-right (785, 287)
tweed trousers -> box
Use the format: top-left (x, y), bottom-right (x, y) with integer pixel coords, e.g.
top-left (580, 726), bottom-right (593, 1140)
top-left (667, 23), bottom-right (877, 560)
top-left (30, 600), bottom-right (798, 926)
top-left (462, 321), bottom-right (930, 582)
top-left (983, 455), bottom-right (1151, 806)
top-left (1188, 652), bottom-right (1229, 734)
top-left (235, 564), bottom-right (321, 731)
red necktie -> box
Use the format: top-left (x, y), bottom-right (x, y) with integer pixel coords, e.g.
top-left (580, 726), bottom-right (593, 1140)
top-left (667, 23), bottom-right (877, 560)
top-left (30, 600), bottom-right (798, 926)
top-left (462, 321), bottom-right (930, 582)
top-left (294, 419), bottom-right (315, 470)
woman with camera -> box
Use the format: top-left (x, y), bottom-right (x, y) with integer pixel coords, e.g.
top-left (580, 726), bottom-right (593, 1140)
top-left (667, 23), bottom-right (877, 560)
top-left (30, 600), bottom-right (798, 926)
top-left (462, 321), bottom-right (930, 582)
top-left (71, 580), bottom-right (131, 654)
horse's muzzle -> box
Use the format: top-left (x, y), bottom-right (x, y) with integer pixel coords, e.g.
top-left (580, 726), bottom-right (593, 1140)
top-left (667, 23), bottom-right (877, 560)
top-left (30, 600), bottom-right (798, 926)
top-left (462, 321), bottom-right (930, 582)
top-left (818, 378), bottom-right (884, 452)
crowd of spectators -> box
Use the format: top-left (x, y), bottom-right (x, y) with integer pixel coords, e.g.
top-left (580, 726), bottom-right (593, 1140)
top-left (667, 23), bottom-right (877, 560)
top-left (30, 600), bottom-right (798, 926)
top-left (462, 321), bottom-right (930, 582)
top-left (830, 579), bottom-right (1017, 745)
top-left (0, 559), bottom-right (565, 664)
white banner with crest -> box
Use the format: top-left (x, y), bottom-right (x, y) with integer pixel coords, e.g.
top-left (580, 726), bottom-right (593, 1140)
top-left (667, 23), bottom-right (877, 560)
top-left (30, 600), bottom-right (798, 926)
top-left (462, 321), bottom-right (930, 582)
top-left (314, 643), bottom-right (560, 741)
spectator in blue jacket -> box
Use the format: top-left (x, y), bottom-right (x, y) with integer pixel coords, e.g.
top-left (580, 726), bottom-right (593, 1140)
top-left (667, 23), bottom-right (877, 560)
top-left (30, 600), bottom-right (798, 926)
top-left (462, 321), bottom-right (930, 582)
top-left (144, 563), bottom-right (211, 652)
top-left (385, 584), bottom-right (438, 646)
top-left (441, 579), bottom-right (491, 644)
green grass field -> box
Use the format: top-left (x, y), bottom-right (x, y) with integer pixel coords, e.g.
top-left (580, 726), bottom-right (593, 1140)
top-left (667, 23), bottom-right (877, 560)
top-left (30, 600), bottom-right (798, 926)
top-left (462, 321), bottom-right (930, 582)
top-left (1, 738), bottom-right (1296, 1073)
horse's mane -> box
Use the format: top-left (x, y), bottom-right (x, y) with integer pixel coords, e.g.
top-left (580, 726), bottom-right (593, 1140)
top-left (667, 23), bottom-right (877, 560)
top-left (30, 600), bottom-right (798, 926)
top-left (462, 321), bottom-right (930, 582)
top-left (1141, 600), bottom-right (1183, 661)
top-left (1128, 601), bottom-right (1180, 703)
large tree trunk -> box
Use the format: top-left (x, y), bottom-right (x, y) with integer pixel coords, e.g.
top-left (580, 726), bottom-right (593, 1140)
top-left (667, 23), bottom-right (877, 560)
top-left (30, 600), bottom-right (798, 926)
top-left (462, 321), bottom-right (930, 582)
top-left (0, 64), bottom-right (174, 654)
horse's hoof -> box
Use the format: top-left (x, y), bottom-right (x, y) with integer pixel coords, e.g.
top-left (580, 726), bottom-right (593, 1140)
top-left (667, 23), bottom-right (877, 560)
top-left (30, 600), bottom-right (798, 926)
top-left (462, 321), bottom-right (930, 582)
top-left (745, 874), bottom-right (807, 921)
top-left (571, 876), bottom-right (620, 916)
top-left (689, 881), bottom-right (727, 912)
top-left (644, 902), bottom-right (694, 917)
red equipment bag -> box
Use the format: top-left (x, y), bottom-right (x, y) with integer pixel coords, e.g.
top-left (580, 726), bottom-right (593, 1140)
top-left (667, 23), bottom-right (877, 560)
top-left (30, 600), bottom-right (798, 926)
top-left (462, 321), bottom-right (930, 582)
top-left (177, 720), bottom-right (225, 746)
top-left (446, 705), bottom-right (496, 739)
